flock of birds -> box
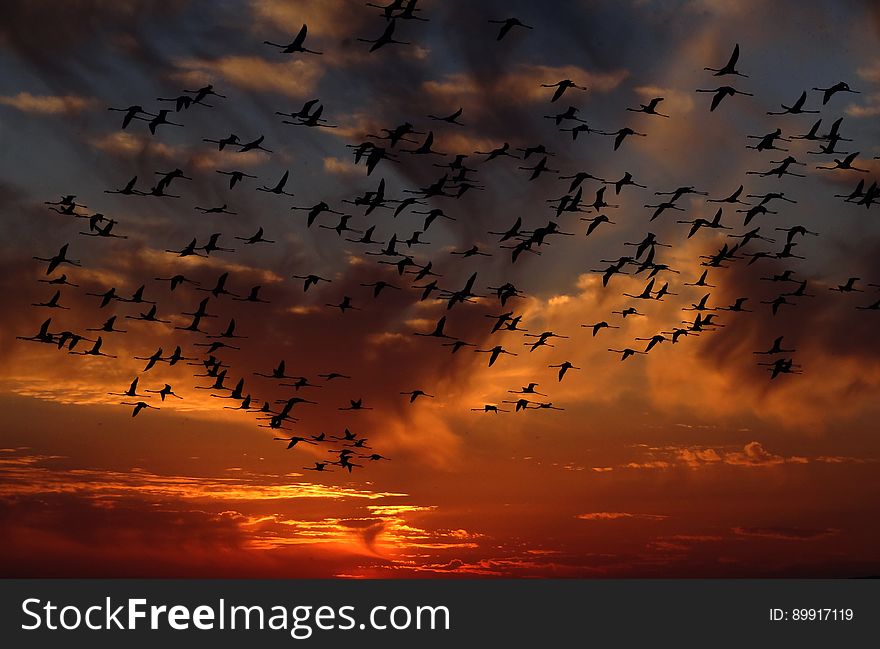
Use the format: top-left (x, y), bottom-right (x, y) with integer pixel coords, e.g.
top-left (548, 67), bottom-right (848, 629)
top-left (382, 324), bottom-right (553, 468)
top-left (16, 1), bottom-right (880, 473)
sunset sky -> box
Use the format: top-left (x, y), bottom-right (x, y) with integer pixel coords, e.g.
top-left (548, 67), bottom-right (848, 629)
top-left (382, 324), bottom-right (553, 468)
top-left (1, 0), bottom-right (880, 578)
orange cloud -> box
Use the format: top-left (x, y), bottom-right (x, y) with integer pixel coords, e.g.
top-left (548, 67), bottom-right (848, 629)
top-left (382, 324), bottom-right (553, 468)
top-left (423, 64), bottom-right (629, 110)
top-left (173, 56), bottom-right (323, 98)
top-left (0, 92), bottom-right (96, 114)
top-left (577, 512), bottom-right (668, 521)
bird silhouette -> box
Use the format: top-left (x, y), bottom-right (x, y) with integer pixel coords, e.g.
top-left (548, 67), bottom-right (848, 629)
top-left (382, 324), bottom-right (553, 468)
top-left (704, 44), bottom-right (747, 77)
top-left (549, 362), bottom-right (580, 382)
top-left (32, 290), bottom-right (69, 310)
top-left (358, 18), bottom-right (410, 52)
top-left (216, 170), bottom-right (257, 189)
top-left (339, 398), bottom-right (372, 411)
top-left (627, 97), bottom-right (669, 117)
top-left (264, 24), bottom-right (322, 55)
top-left (816, 152), bottom-right (869, 173)
top-left (541, 79), bottom-right (587, 102)
top-left (414, 316), bottom-right (456, 339)
top-left (813, 81), bottom-right (858, 105)
top-left (474, 345), bottom-right (517, 367)
top-left (489, 17), bottom-right (532, 40)
top-left (695, 86), bottom-right (753, 111)
top-left (608, 348), bottom-right (646, 361)
top-left (829, 277), bottom-right (862, 293)
top-left (401, 390), bottom-right (434, 403)
top-left (257, 170), bottom-right (295, 196)
top-left (326, 296), bottom-right (360, 313)
top-left (145, 384), bottom-right (182, 401)
top-left (292, 274), bottom-right (332, 292)
top-left (33, 244), bottom-right (81, 275)
top-left (108, 105), bottom-right (156, 129)
top-left (428, 107), bottom-right (464, 125)
top-left (122, 401), bottom-right (159, 417)
top-left (767, 91), bottom-right (818, 115)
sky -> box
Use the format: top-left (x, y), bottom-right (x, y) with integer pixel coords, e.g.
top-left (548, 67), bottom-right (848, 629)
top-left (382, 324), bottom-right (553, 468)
top-left (1, 0), bottom-right (879, 578)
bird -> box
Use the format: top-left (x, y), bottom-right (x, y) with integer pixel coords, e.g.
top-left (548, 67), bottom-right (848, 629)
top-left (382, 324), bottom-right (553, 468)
top-left (234, 286), bottom-right (269, 303)
top-left (549, 362), bottom-right (580, 382)
top-left (134, 348), bottom-right (165, 372)
top-left (829, 277), bottom-right (862, 293)
top-left (475, 142), bottom-right (516, 162)
top-left (627, 97), bottom-right (669, 117)
top-left (767, 91), bottom-right (818, 115)
top-left (608, 348), bottom-right (646, 361)
top-left (292, 274), bottom-right (332, 292)
top-left (816, 152), bottom-right (869, 173)
top-left (86, 316), bottom-right (127, 333)
top-left (428, 107), bottom-right (464, 125)
top-left (360, 281), bottom-right (400, 298)
top-left (360, 453), bottom-right (390, 462)
top-left (31, 290), bottom-right (69, 309)
top-left (184, 84), bottom-right (226, 104)
top-left (70, 337), bottom-right (116, 358)
top-left (489, 17), bottom-right (532, 40)
top-left (104, 176), bottom-right (144, 195)
top-left (856, 299), bottom-right (880, 311)
top-left (237, 135), bottom-right (272, 153)
top-left (684, 270), bottom-right (716, 287)
top-left (677, 207), bottom-right (732, 238)
top-left (339, 398), bottom-right (372, 411)
top-left (474, 345), bottom-right (517, 367)
top-left (303, 462), bottom-right (333, 472)
top-left (235, 227), bottom-right (275, 244)
top-left (414, 316), bottom-right (456, 339)
top-left (582, 321), bottom-right (620, 337)
top-left (708, 185), bottom-right (750, 205)
top-left (541, 79), bottom-right (587, 102)
top-left (754, 336), bottom-right (796, 355)
top-left (216, 170), bottom-right (257, 189)
top-left (156, 94), bottom-right (196, 112)
top-left (16, 318), bottom-right (55, 345)
top-left (784, 281), bottom-right (814, 299)
top-left (760, 295), bottom-right (795, 315)
top-left (358, 18), bottom-right (410, 52)
top-left (695, 86), bottom-right (753, 111)
top-left (326, 296), bottom-right (360, 312)
top-left (257, 171), bottom-right (295, 196)
top-left (274, 436), bottom-right (318, 449)
top-left (202, 133), bottom-right (240, 150)
top-left (602, 127), bottom-right (647, 151)
top-left (194, 204), bottom-right (237, 215)
top-left (758, 358), bottom-right (802, 379)
top-left (813, 81), bottom-right (859, 105)
top-left (121, 401), bottom-right (159, 417)
top-left (33, 244), bottom-right (81, 275)
top-left (107, 105), bottom-right (156, 129)
top-left (197, 272), bottom-right (238, 298)
top-left (471, 404), bottom-right (508, 414)
top-left (145, 384), bottom-right (182, 401)
top-left (704, 44), bottom-right (747, 77)
top-left (442, 340), bottom-right (476, 354)
top-left (264, 24), bottom-right (322, 55)
top-left (635, 335), bottom-right (668, 353)
top-left (401, 390), bottom-right (434, 403)
top-left (509, 383), bottom-right (546, 396)
top-left (108, 378), bottom-right (146, 398)
top-left (146, 109), bottom-right (182, 134)
top-left (154, 274), bottom-right (199, 291)
top-left (403, 131), bottom-right (445, 155)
